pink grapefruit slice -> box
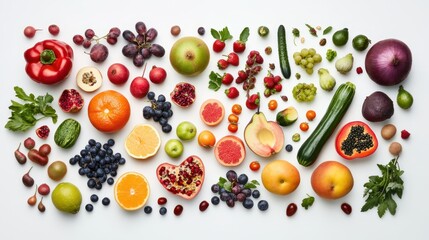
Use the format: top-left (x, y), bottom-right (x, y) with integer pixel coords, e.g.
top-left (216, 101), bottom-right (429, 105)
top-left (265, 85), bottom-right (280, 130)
top-left (214, 135), bottom-right (246, 166)
top-left (199, 99), bottom-right (225, 126)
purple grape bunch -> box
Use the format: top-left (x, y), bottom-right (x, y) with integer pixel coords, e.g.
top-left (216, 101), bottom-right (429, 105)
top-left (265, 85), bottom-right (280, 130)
top-left (122, 21), bottom-right (165, 67)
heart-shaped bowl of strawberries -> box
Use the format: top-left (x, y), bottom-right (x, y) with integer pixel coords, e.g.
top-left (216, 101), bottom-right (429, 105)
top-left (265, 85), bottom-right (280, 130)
top-left (156, 155), bottom-right (205, 200)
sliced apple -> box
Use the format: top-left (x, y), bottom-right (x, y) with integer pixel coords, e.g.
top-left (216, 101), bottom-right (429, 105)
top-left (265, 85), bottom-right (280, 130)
top-left (244, 111), bottom-right (284, 157)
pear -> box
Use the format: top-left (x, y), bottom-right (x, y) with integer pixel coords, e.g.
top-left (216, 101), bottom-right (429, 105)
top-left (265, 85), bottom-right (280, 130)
top-left (244, 111), bottom-right (285, 157)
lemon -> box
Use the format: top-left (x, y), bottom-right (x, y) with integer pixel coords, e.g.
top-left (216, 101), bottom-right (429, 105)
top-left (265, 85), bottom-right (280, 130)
top-left (51, 182), bottom-right (82, 214)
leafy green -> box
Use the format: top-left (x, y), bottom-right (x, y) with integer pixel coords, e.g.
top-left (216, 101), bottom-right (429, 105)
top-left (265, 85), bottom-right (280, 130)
top-left (217, 177), bottom-right (260, 191)
top-left (301, 194), bottom-right (315, 210)
top-left (239, 27), bottom-right (250, 42)
top-left (210, 27), bottom-right (233, 41)
top-left (361, 157), bottom-right (404, 218)
top-left (244, 180), bottom-right (260, 189)
top-left (292, 28), bottom-right (300, 46)
top-left (5, 86), bottom-right (58, 131)
top-left (326, 49), bottom-right (337, 62)
top-left (208, 71), bottom-right (222, 91)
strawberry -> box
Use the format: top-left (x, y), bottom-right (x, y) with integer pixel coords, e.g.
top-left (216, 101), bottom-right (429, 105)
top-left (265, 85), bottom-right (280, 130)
top-left (213, 40), bottom-right (226, 53)
top-left (274, 83), bottom-right (282, 92)
top-left (221, 73), bottom-right (234, 85)
top-left (217, 59), bottom-right (229, 70)
top-left (273, 75), bottom-right (282, 84)
top-left (233, 27), bottom-right (249, 53)
top-left (225, 87), bottom-right (239, 99)
top-left (264, 76), bottom-right (275, 89)
top-left (226, 52), bottom-right (239, 66)
top-left (211, 27), bottom-right (233, 53)
top-left (246, 93), bottom-right (260, 110)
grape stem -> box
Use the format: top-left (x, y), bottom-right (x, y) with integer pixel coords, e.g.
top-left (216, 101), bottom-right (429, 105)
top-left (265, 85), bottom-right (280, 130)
top-left (141, 62), bottom-right (148, 77)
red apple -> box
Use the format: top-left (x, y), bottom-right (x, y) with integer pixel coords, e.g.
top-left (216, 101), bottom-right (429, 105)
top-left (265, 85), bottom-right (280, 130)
top-left (107, 63), bottom-right (129, 85)
top-left (149, 65), bottom-right (167, 84)
top-left (130, 77), bottom-right (150, 98)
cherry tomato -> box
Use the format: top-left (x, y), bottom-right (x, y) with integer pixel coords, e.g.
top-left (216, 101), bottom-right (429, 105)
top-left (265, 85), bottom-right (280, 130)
top-left (249, 161), bottom-right (261, 171)
top-left (306, 110), bottom-right (316, 121)
top-left (228, 114), bottom-right (239, 124)
top-left (268, 99), bottom-right (278, 111)
top-left (228, 123), bottom-right (238, 133)
top-left (300, 122), bottom-right (309, 132)
top-left (231, 104), bottom-right (242, 115)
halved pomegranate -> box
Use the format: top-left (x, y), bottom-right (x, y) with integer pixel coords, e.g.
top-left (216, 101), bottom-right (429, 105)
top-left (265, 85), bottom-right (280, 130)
top-left (36, 125), bottom-right (50, 139)
top-left (58, 89), bottom-right (84, 113)
top-left (156, 155), bottom-right (205, 200)
top-left (170, 82), bottom-right (196, 108)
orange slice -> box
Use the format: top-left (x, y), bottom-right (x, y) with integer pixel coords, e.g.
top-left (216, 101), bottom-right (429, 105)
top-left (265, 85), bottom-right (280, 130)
top-left (125, 124), bottom-right (161, 160)
top-left (114, 172), bottom-right (150, 211)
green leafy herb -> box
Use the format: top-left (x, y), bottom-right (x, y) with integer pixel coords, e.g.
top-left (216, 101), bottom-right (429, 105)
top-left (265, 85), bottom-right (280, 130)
top-left (210, 27), bottom-right (233, 42)
top-left (305, 24), bottom-right (317, 37)
top-left (208, 71), bottom-right (222, 91)
top-left (217, 177), bottom-right (260, 191)
top-left (361, 157), bottom-right (404, 218)
top-left (239, 27), bottom-right (250, 42)
top-left (323, 26), bottom-right (333, 35)
top-left (326, 49), bottom-right (337, 62)
top-left (5, 86), bottom-right (58, 132)
top-left (244, 180), bottom-right (260, 189)
top-left (301, 194), bottom-right (315, 210)
top-left (292, 28), bottom-right (300, 45)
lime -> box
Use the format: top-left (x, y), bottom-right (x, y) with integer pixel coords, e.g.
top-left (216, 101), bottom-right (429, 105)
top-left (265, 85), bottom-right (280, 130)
top-left (51, 182), bottom-right (82, 214)
top-left (352, 35), bottom-right (371, 51)
top-left (332, 28), bottom-right (349, 46)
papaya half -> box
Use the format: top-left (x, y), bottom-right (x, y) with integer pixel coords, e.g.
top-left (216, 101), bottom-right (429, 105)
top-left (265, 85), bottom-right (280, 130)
top-left (335, 121), bottom-right (378, 160)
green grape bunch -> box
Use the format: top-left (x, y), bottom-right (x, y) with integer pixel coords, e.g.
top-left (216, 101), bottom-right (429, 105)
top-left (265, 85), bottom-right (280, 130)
top-left (293, 48), bottom-right (322, 75)
top-left (292, 83), bottom-right (317, 102)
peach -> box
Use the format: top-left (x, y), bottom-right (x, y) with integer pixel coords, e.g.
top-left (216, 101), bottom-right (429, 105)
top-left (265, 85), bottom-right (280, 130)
top-left (261, 160), bottom-right (300, 195)
top-left (311, 161), bottom-right (354, 199)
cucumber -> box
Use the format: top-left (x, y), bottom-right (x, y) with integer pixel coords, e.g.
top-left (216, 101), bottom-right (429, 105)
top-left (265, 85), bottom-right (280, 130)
top-left (277, 25), bottom-right (291, 79)
top-left (297, 82), bottom-right (356, 167)
top-left (54, 118), bottom-right (81, 149)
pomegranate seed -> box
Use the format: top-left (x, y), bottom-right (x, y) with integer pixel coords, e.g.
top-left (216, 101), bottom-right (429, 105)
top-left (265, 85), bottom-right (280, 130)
top-left (157, 197), bottom-right (167, 205)
top-left (401, 129), bottom-right (410, 139)
top-left (199, 201), bottom-right (209, 212)
top-left (356, 67), bottom-right (363, 74)
top-left (341, 203), bottom-right (352, 215)
top-left (286, 203), bottom-right (297, 217)
top-left (174, 204), bottom-right (183, 216)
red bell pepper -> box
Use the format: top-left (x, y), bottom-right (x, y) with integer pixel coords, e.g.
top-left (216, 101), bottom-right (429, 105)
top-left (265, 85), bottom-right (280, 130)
top-left (335, 121), bottom-right (378, 160)
top-left (24, 39), bottom-right (73, 85)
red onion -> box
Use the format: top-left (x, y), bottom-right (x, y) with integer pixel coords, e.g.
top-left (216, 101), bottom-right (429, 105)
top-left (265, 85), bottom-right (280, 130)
top-left (365, 39), bottom-right (412, 86)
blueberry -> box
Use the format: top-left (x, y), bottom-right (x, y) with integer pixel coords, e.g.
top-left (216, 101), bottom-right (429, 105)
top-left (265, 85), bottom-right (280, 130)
top-left (69, 157), bottom-right (77, 165)
top-left (107, 177), bottom-right (114, 185)
top-left (226, 199), bottom-right (235, 208)
top-left (78, 168), bottom-right (86, 176)
top-left (85, 204), bottom-right (94, 212)
top-left (80, 149), bottom-right (88, 157)
top-left (237, 174), bottom-right (248, 184)
top-left (162, 124), bottom-right (172, 133)
top-left (159, 117), bottom-right (168, 127)
top-left (147, 91), bottom-right (155, 100)
top-left (167, 109), bottom-right (173, 118)
top-left (102, 197), bottom-right (110, 206)
top-left (90, 194), bottom-right (99, 203)
top-left (163, 102), bottom-right (171, 110)
top-left (88, 139), bottom-right (96, 146)
top-left (211, 196), bottom-right (220, 205)
top-left (87, 179), bottom-right (96, 188)
top-left (144, 206), bottom-right (152, 214)
top-left (118, 158), bottom-right (126, 165)
top-left (103, 144), bottom-right (110, 150)
top-left (95, 183), bottom-right (103, 190)
top-left (106, 148), bottom-right (113, 156)
top-left (95, 142), bottom-right (102, 149)
top-left (159, 206), bottom-right (167, 215)
top-left (257, 200), bottom-right (269, 211)
top-left (110, 170), bottom-right (117, 177)
top-left (114, 153), bottom-right (121, 160)
top-left (211, 184), bottom-right (220, 193)
top-left (252, 189), bottom-right (260, 199)
top-left (285, 144), bottom-right (293, 152)
top-left (197, 27), bottom-right (205, 35)
top-left (157, 94), bottom-right (166, 102)
top-left (243, 198), bottom-right (254, 209)
top-left (161, 111), bottom-right (169, 118)
top-left (98, 150), bottom-right (106, 157)
top-left (241, 188), bottom-right (251, 197)
top-left (220, 192), bottom-right (230, 201)
top-left (107, 139), bottom-right (115, 146)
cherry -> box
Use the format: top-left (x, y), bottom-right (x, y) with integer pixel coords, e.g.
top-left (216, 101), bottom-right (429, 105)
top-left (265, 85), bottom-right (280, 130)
top-left (24, 26), bottom-right (39, 38)
top-left (48, 24), bottom-right (60, 36)
top-left (173, 204), bottom-right (183, 216)
top-left (286, 203), bottom-right (297, 217)
top-left (157, 197), bottom-right (167, 205)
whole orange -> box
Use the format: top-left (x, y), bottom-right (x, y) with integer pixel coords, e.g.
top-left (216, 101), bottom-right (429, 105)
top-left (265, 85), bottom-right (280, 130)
top-left (88, 90), bottom-right (131, 133)
top-left (198, 130), bottom-right (216, 148)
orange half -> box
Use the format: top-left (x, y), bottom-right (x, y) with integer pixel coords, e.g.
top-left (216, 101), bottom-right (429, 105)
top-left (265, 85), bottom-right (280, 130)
top-left (125, 124), bottom-right (161, 160)
top-left (114, 172), bottom-right (150, 211)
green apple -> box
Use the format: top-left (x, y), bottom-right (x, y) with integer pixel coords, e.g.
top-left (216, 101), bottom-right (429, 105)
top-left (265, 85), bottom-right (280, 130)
top-left (169, 36), bottom-right (210, 76)
top-left (164, 139), bottom-right (184, 158)
top-left (176, 121), bottom-right (197, 141)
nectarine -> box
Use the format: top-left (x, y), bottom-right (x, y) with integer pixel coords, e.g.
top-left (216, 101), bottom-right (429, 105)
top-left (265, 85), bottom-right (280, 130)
top-left (311, 161), bottom-right (354, 199)
top-left (261, 160), bottom-right (300, 195)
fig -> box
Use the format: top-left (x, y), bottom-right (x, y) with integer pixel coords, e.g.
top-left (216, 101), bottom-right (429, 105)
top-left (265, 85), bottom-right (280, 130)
top-left (170, 82), bottom-right (196, 108)
top-left (58, 89), bottom-right (84, 113)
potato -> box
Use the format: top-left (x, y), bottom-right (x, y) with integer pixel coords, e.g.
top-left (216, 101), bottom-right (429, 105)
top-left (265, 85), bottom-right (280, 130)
top-left (381, 124), bottom-right (397, 140)
top-left (389, 142), bottom-right (402, 156)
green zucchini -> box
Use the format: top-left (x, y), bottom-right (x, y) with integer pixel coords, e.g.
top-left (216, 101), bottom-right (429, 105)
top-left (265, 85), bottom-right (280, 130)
top-left (54, 118), bottom-right (81, 149)
top-left (277, 25), bottom-right (291, 79)
top-left (297, 82), bottom-right (356, 167)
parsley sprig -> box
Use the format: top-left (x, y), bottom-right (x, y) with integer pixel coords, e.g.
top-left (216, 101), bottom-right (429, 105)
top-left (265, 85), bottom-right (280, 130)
top-left (5, 86), bottom-right (58, 131)
top-left (301, 194), bottom-right (315, 210)
top-left (361, 156), bottom-right (404, 218)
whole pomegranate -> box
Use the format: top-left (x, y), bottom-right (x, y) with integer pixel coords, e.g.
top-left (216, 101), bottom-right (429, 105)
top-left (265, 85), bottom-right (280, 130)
top-left (58, 89), bottom-right (84, 113)
top-left (149, 65), bottom-right (167, 84)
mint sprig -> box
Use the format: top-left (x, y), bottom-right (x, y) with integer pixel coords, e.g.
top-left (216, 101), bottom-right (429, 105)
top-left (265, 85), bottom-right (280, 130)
top-left (211, 27), bottom-right (233, 42)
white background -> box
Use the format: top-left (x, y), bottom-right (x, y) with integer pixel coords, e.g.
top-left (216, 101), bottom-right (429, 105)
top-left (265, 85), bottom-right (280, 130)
top-left (1, 0), bottom-right (428, 239)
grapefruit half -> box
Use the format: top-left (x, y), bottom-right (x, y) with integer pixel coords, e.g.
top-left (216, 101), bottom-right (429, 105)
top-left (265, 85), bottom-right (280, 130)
top-left (199, 99), bottom-right (225, 126)
top-left (214, 135), bottom-right (246, 166)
